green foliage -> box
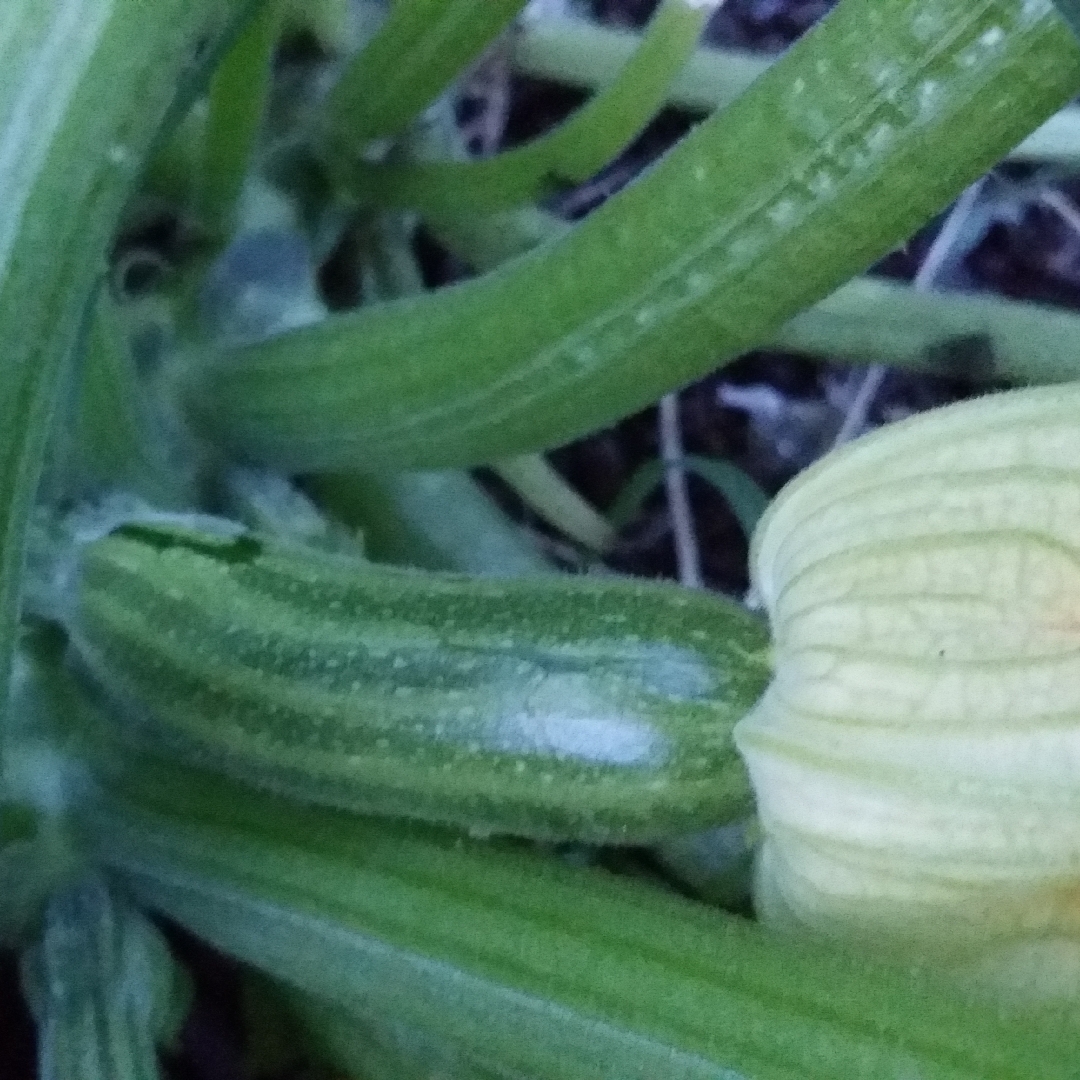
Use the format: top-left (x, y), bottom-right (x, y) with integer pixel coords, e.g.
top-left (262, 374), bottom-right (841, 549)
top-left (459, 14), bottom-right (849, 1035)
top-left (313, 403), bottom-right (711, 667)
top-left (608, 456), bottom-right (768, 539)
top-left (21, 879), bottom-right (188, 1080)
top-left (196, 0), bottom-right (283, 243)
top-left (3, 0), bottom-right (1080, 1076)
top-left (349, 0), bottom-right (716, 213)
top-left (324, 0), bottom-right (530, 149)
top-left (92, 758), bottom-right (1080, 1080)
top-left (1053, 0), bottom-right (1080, 43)
top-left (186, 0), bottom-right (1080, 472)
top-left (0, 0), bottom-right (258, 757)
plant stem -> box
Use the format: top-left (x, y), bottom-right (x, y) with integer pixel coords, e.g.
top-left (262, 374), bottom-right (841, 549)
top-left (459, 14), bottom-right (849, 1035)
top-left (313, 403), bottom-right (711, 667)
top-left (191, 0), bottom-right (1080, 472)
top-left (21, 878), bottom-right (186, 1080)
top-left (511, 13), bottom-right (1080, 166)
top-left (658, 395), bottom-right (702, 589)
top-left (512, 14), bottom-right (769, 115)
top-left (492, 455), bottom-right (614, 553)
top-left (318, 210), bottom-right (556, 575)
top-left (349, 0), bottom-right (717, 213)
top-left (773, 276), bottom-right (1080, 383)
top-left (0, 0), bottom-right (259, 780)
top-left (197, 0), bottom-right (282, 244)
top-left (324, 0), bottom-right (528, 151)
top-left (311, 471), bottom-right (556, 574)
top-left (86, 759), bottom-right (1080, 1080)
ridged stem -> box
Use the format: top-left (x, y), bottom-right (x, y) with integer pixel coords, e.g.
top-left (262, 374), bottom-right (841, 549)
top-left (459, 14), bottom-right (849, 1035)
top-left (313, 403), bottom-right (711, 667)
top-left (86, 759), bottom-right (1079, 1080)
top-left (0, 0), bottom-right (260, 780)
top-left (190, 0), bottom-right (1080, 472)
top-left (511, 14), bottom-right (1080, 165)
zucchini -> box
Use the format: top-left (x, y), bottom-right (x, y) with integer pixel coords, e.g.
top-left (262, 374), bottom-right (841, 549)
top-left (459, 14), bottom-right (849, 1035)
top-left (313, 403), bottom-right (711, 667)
top-left (72, 521), bottom-right (769, 842)
top-left (90, 759), bottom-right (1077, 1080)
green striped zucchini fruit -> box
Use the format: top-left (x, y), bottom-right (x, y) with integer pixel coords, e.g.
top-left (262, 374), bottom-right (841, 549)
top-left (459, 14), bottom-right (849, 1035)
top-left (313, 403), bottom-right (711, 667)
top-left (72, 521), bottom-right (770, 842)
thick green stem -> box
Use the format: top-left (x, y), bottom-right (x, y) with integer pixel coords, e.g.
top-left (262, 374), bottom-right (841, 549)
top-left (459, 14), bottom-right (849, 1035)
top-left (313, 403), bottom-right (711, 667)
top-left (350, 0), bottom-right (716, 213)
top-left (324, 0), bottom-right (528, 150)
top-left (0, 0), bottom-right (259, 781)
top-left (86, 760), bottom-right (1079, 1080)
top-left (197, 0), bottom-right (282, 243)
top-left (190, 0), bottom-right (1080, 473)
top-left (511, 14), bottom-right (1080, 165)
top-left (311, 470), bottom-right (556, 574)
top-left (775, 276), bottom-right (1080, 382)
top-left (320, 213), bottom-right (556, 574)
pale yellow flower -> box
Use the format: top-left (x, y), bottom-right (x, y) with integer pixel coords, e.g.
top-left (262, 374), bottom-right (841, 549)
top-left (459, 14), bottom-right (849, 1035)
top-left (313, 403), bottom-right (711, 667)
top-left (735, 382), bottom-right (1080, 1005)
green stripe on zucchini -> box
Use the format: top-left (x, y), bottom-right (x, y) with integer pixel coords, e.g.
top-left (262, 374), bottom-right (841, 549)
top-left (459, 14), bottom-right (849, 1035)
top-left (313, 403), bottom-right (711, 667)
top-left (73, 521), bottom-right (769, 842)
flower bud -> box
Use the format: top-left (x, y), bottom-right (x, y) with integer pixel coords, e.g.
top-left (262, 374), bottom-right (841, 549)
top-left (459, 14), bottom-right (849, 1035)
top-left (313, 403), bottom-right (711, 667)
top-left (734, 383), bottom-right (1080, 1005)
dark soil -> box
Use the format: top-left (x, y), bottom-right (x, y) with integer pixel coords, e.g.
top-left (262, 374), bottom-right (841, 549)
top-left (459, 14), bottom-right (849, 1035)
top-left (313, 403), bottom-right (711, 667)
top-left (0, 953), bottom-right (36, 1080)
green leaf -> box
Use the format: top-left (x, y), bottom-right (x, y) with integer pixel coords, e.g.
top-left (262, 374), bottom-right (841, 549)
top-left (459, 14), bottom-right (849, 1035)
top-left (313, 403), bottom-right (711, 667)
top-left (349, 0), bottom-right (716, 212)
top-left (324, 0), bottom-right (529, 150)
top-left (189, 0), bottom-right (1080, 472)
top-left (681, 457), bottom-right (769, 538)
top-left (0, 0), bottom-right (262, 784)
